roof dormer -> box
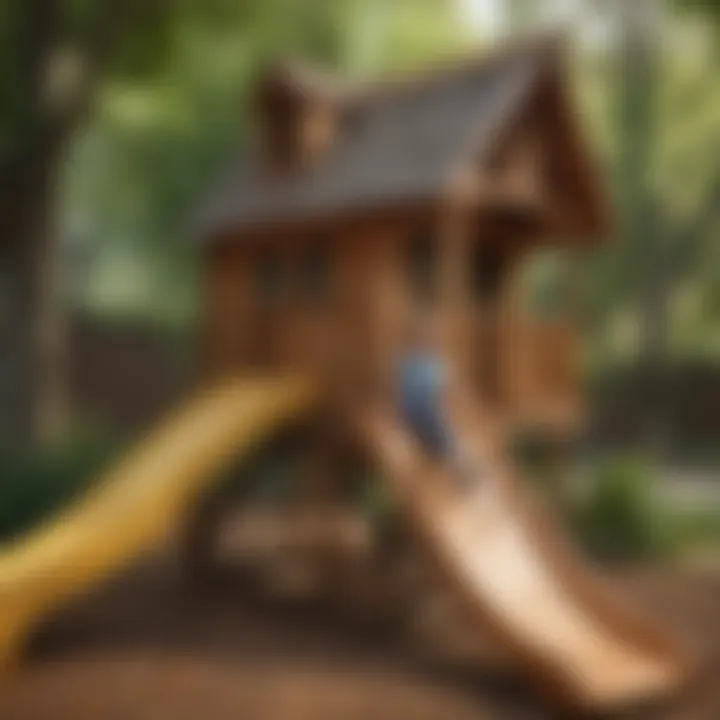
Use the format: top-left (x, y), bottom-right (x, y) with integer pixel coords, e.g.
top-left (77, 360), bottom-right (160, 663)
top-left (254, 61), bottom-right (341, 173)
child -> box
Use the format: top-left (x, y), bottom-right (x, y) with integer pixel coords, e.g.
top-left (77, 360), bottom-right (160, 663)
top-left (397, 314), bottom-right (475, 488)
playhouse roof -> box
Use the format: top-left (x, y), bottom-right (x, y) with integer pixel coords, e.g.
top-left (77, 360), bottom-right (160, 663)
top-left (197, 36), bottom-right (603, 240)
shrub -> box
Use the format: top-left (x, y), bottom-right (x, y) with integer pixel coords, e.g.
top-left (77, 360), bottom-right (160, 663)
top-left (571, 455), bottom-right (677, 562)
top-left (0, 436), bottom-right (119, 543)
top-left (357, 471), bottom-right (395, 523)
top-left (672, 509), bottom-right (720, 552)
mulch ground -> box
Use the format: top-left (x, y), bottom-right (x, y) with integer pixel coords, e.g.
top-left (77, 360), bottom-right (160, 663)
top-left (1, 552), bottom-right (720, 719)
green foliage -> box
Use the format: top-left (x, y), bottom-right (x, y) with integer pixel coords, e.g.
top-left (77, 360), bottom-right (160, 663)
top-left (674, 0), bottom-right (720, 28)
top-left (0, 436), bottom-right (119, 543)
top-left (576, 2), bottom-right (720, 372)
top-left (357, 472), bottom-right (395, 523)
top-left (571, 455), bottom-right (676, 562)
top-left (673, 509), bottom-right (720, 551)
top-left (60, 0), bottom-right (472, 325)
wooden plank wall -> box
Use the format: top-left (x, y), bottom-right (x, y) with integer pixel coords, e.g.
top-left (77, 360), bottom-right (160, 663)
top-left (202, 243), bottom-right (252, 377)
top-left (201, 220), bottom-right (413, 406)
top-left (201, 211), bottom-right (583, 434)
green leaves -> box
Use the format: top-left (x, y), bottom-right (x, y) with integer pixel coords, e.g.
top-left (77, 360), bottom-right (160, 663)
top-left (572, 455), bottom-right (675, 563)
top-left (0, 435), bottom-right (119, 542)
top-left (60, 0), bottom-right (471, 324)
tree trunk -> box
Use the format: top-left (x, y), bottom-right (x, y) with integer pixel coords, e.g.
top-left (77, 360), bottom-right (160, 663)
top-left (0, 151), bottom-right (68, 445)
top-left (614, 0), bottom-right (666, 448)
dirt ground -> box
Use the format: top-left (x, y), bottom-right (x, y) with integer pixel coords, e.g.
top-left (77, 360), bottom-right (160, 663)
top-left (2, 552), bottom-right (720, 720)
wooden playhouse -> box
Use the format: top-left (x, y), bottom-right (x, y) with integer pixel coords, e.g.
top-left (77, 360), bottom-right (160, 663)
top-left (196, 37), bottom-right (607, 439)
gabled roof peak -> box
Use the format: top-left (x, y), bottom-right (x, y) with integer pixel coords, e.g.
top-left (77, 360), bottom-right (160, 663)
top-left (347, 31), bottom-right (566, 107)
top-left (197, 32), bottom-right (589, 240)
top-left (255, 31), bottom-right (566, 114)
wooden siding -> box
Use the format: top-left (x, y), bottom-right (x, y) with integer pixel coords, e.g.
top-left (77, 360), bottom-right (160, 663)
top-left (202, 204), bottom-right (583, 435)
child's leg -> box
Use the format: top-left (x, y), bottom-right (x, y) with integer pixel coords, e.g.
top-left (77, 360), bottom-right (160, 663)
top-left (423, 414), bottom-right (477, 489)
top-left (402, 405), bottom-right (478, 488)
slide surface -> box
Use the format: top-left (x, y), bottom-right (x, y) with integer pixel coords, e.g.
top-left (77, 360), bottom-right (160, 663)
top-left (0, 375), bottom-right (315, 669)
top-left (362, 407), bottom-right (692, 712)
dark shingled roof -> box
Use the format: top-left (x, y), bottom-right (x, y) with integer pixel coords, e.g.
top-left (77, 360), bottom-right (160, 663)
top-left (198, 41), bottom-right (557, 239)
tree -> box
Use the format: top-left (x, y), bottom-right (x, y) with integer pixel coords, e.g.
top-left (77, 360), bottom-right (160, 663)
top-left (612, 0), bottom-right (665, 436)
top-left (62, 0), bottom-right (472, 325)
top-left (0, 1), bottom-right (197, 443)
top-left (1, 0), bottom-right (469, 444)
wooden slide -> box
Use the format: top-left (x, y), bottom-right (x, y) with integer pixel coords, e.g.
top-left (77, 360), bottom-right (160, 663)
top-left (362, 407), bottom-right (693, 713)
top-left (0, 375), bottom-right (315, 671)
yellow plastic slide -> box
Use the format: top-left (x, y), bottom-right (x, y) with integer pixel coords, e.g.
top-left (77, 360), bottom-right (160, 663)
top-left (0, 375), bottom-right (315, 670)
top-left (361, 409), bottom-right (692, 713)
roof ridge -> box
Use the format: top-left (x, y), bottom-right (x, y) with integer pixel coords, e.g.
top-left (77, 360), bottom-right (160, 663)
top-left (345, 30), bottom-right (566, 108)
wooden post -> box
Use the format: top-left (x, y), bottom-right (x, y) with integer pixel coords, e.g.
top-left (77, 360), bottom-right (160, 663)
top-left (436, 202), bottom-right (473, 386)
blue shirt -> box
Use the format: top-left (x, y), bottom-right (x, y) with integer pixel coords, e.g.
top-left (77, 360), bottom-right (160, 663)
top-left (398, 354), bottom-right (447, 420)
